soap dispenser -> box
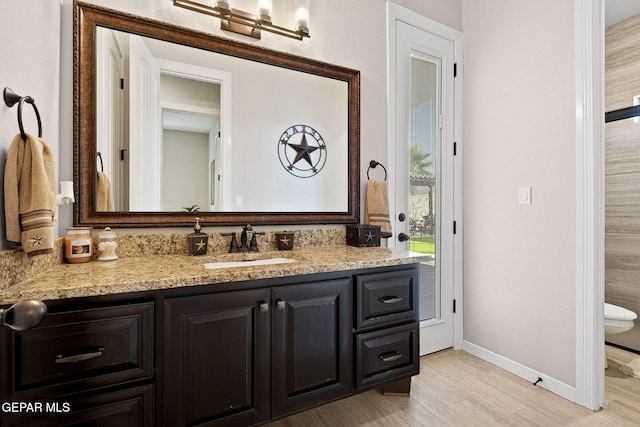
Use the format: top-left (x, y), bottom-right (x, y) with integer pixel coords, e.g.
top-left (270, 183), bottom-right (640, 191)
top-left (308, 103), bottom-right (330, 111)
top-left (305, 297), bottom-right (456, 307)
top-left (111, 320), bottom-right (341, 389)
top-left (188, 217), bottom-right (208, 256)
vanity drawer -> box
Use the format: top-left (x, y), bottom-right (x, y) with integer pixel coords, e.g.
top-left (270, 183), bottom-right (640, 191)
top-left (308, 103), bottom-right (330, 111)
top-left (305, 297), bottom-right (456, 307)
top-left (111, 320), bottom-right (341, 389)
top-left (355, 322), bottom-right (419, 390)
top-left (356, 268), bottom-right (418, 329)
top-left (0, 384), bottom-right (154, 427)
top-left (8, 302), bottom-right (153, 400)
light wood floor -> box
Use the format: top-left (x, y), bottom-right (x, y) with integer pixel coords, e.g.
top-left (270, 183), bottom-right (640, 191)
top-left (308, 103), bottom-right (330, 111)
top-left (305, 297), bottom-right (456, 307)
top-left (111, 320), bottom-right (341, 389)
top-left (268, 347), bottom-right (640, 426)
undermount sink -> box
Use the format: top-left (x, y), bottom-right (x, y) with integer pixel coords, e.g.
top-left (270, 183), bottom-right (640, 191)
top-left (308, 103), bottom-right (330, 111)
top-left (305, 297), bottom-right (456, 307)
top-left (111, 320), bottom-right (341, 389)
top-left (204, 257), bottom-right (297, 270)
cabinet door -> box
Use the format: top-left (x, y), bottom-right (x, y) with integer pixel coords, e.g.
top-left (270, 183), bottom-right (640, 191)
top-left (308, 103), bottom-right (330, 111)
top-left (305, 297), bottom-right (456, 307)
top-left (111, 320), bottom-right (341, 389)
top-left (163, 289), bottom-right (270, 427)
top-left (272, 278), bottom-right (352, 419)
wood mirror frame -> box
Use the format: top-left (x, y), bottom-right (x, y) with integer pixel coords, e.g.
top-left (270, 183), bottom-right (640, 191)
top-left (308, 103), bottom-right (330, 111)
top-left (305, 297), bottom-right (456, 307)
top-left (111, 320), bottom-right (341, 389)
top-left (73, 1), bottom-right (360, 227)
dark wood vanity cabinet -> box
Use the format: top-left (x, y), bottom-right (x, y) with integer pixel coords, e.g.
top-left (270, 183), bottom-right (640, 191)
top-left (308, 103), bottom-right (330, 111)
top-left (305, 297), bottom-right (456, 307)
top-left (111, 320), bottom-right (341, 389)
top-left (271, 279), bottom-right (352, 418)
top-left (0, 264), bottom-right (419, 427)
top-left (354, 268), bottom-right (420, 391)
top-left (163, 289), bottom-right (271, 427)
top-left (0, 302), bottom-right (155, 426)
top-left (163, 278), bottom-right (352, 426)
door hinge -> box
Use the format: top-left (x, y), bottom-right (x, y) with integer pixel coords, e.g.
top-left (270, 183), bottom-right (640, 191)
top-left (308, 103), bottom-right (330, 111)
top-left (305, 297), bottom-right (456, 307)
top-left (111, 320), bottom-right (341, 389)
top-left (454, 141), bottom-right (457, 156)
top-left (454, 63), bottom-right (457, 78)
top-left (120, 78), bottom-right (124, 90)
top-left (453, 221), bottom-right (457, 234)
top-left (453, 299), bottom-right (457, 313)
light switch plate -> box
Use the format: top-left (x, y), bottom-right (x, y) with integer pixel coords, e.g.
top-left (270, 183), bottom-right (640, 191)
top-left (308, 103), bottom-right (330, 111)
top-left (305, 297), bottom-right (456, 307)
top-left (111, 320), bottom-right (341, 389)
top-left (519, 187), bottom-right (532, 205)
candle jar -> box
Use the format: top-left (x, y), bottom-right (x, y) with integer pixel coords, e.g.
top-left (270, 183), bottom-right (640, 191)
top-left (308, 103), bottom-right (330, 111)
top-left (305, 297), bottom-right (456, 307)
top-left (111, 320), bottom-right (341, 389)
top-left (64, 227), bottom-right (93, 263)
top-left (97, 227), bottom-right (119, 261)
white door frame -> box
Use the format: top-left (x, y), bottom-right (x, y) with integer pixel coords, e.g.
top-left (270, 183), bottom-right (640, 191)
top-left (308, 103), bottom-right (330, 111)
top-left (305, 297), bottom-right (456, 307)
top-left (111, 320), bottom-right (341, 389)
top-left (155, 59), bottom-right (232, 211)
top-left (386, 2), bottom-right (464, 351)
top-left (574, 0), bottom-right (605, 411)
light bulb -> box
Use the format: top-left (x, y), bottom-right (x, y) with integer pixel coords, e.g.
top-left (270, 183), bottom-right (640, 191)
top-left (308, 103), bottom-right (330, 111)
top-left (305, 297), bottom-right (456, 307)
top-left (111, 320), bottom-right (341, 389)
top-left (215, 0), bottom-right (230, 13)
top-left (295, 5), bottom-right (309, 35)
top-left (258, 0), bottom-right (272, 23)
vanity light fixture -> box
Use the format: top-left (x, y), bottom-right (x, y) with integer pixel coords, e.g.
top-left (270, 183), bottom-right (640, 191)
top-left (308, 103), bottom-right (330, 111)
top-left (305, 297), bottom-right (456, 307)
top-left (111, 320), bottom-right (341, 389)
top-left (173, 0), bottom-right (310, 41)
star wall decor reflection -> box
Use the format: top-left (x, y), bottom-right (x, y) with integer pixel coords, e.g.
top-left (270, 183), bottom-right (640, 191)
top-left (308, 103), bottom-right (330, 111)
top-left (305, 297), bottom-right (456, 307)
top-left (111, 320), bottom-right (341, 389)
top-left (277, 125), bottom-right (326, 178)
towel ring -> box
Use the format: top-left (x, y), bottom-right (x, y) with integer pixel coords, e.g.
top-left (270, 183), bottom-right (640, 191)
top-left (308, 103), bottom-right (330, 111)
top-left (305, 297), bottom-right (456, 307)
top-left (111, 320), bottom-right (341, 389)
top-left (3, 87), bottom-right (42, 141)
top-left (97, 152), bottom-right (104, 172)
top-left (367, 160), bottom-right (387, 180)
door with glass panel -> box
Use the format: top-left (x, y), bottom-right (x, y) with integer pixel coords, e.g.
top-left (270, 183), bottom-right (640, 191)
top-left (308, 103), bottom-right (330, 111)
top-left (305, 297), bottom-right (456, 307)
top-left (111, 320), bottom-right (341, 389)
top-left (394, 21), bottom-right (455, 356)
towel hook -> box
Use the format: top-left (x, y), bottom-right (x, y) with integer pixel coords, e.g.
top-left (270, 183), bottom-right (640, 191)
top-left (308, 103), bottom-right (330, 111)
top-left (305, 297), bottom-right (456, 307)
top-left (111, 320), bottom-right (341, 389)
top-left (3, 87), bottom-right (42, 141)
top-left (367, 160), bottom-right (387, 180)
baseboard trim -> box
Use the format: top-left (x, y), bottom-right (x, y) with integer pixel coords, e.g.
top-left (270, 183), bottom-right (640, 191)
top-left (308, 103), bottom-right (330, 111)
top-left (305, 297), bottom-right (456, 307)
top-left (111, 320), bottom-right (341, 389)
top-left (462, 340), bottom-right (576, 403)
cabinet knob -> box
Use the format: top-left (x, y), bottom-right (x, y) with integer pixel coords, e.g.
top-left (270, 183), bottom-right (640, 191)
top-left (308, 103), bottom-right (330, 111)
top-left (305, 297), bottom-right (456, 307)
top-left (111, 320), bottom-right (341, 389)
top-left (0, 300), bottom-right (47, 331)
top-left (259, 302), bottom-right (269, 313)
top-left (276, 300), bottom-right (286, 310)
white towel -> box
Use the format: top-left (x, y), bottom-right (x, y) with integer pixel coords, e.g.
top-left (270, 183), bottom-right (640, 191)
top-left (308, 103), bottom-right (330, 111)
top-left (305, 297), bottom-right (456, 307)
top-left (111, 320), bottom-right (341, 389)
top-left (365, 179), bottom-right (392, 238)
top-left (4, 133), bottom-right (57, 256)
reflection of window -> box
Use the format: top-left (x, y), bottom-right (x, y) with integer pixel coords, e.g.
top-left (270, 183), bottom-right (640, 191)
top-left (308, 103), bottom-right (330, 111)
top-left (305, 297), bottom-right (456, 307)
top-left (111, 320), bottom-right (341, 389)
top-left (634, 95), bottom-right (640, 123)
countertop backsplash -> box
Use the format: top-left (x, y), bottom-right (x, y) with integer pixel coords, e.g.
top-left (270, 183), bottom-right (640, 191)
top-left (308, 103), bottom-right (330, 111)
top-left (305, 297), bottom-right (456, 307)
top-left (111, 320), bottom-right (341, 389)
top-left (1, 228), bottom-right (347, 290)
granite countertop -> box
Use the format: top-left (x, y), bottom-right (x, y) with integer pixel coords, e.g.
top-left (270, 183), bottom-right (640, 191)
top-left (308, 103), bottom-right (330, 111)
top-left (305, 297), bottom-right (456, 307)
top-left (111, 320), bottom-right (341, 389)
top-left (0, 246), bottom-right (428, 305)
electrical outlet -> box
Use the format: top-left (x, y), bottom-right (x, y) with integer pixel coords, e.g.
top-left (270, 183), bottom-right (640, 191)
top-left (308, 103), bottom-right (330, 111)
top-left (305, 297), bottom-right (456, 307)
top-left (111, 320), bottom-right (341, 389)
top-left (235, 196), bottom-right (243, 208)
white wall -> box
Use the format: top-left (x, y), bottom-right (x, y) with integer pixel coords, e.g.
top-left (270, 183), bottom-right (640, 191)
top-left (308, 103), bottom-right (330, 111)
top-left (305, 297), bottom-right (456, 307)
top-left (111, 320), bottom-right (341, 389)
top-left (0, 0), bottom-right (61, 251)
top-left (162, 129), bottom-right (209, 211)
top-left (462, 0), bottom-right (576, 386)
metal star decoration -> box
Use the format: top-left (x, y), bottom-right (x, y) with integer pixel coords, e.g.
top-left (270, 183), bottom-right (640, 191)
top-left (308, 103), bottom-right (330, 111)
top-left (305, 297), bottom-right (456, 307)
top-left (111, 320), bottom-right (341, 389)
top-left (279, 236), bottom-right (291, 247)
top-left (277, 125), bottom-right (327, 178)
top-left (287, 134), bottom-right (319, 167)
top-left (196, 239), bottom-right (207, 252)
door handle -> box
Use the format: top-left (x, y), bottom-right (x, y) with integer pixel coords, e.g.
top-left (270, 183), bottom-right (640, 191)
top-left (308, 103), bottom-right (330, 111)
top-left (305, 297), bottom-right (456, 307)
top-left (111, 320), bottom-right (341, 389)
top-left (398, 233), bottom-right (410, 242)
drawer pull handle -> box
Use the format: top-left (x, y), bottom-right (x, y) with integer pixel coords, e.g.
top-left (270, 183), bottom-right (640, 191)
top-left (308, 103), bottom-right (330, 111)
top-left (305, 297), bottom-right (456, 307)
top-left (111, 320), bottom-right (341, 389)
top-left (379, 296), bottom-right (403, 304)
top-left (379, 351), bottom-right (402, 362)
top-left (55, 348), bottom-right (104, 364)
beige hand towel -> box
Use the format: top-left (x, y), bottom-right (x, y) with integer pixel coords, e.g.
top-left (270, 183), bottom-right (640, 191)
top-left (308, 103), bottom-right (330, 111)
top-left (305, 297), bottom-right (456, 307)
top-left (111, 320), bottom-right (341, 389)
top-left (4, 133), bottom-right (57, 256)
top-left (97, 171), bottom-right (115, 212)
top-left (618, 357), bottom-right (640, 378)
top-left (365, 179), bottom-right (392, 238)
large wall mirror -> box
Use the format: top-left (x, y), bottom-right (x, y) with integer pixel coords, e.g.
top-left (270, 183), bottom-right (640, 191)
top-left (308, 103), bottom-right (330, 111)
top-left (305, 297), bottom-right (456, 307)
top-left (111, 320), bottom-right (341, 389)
top-left (74, 1), bottom-right (360, 227)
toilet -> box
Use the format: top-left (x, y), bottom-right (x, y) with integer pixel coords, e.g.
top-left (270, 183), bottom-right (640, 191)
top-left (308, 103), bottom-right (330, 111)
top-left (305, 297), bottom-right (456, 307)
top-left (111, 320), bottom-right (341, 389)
top-left (604, 303), bottom-right (637, 369)
top-left (605, 302), bottom-right (637, 337)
